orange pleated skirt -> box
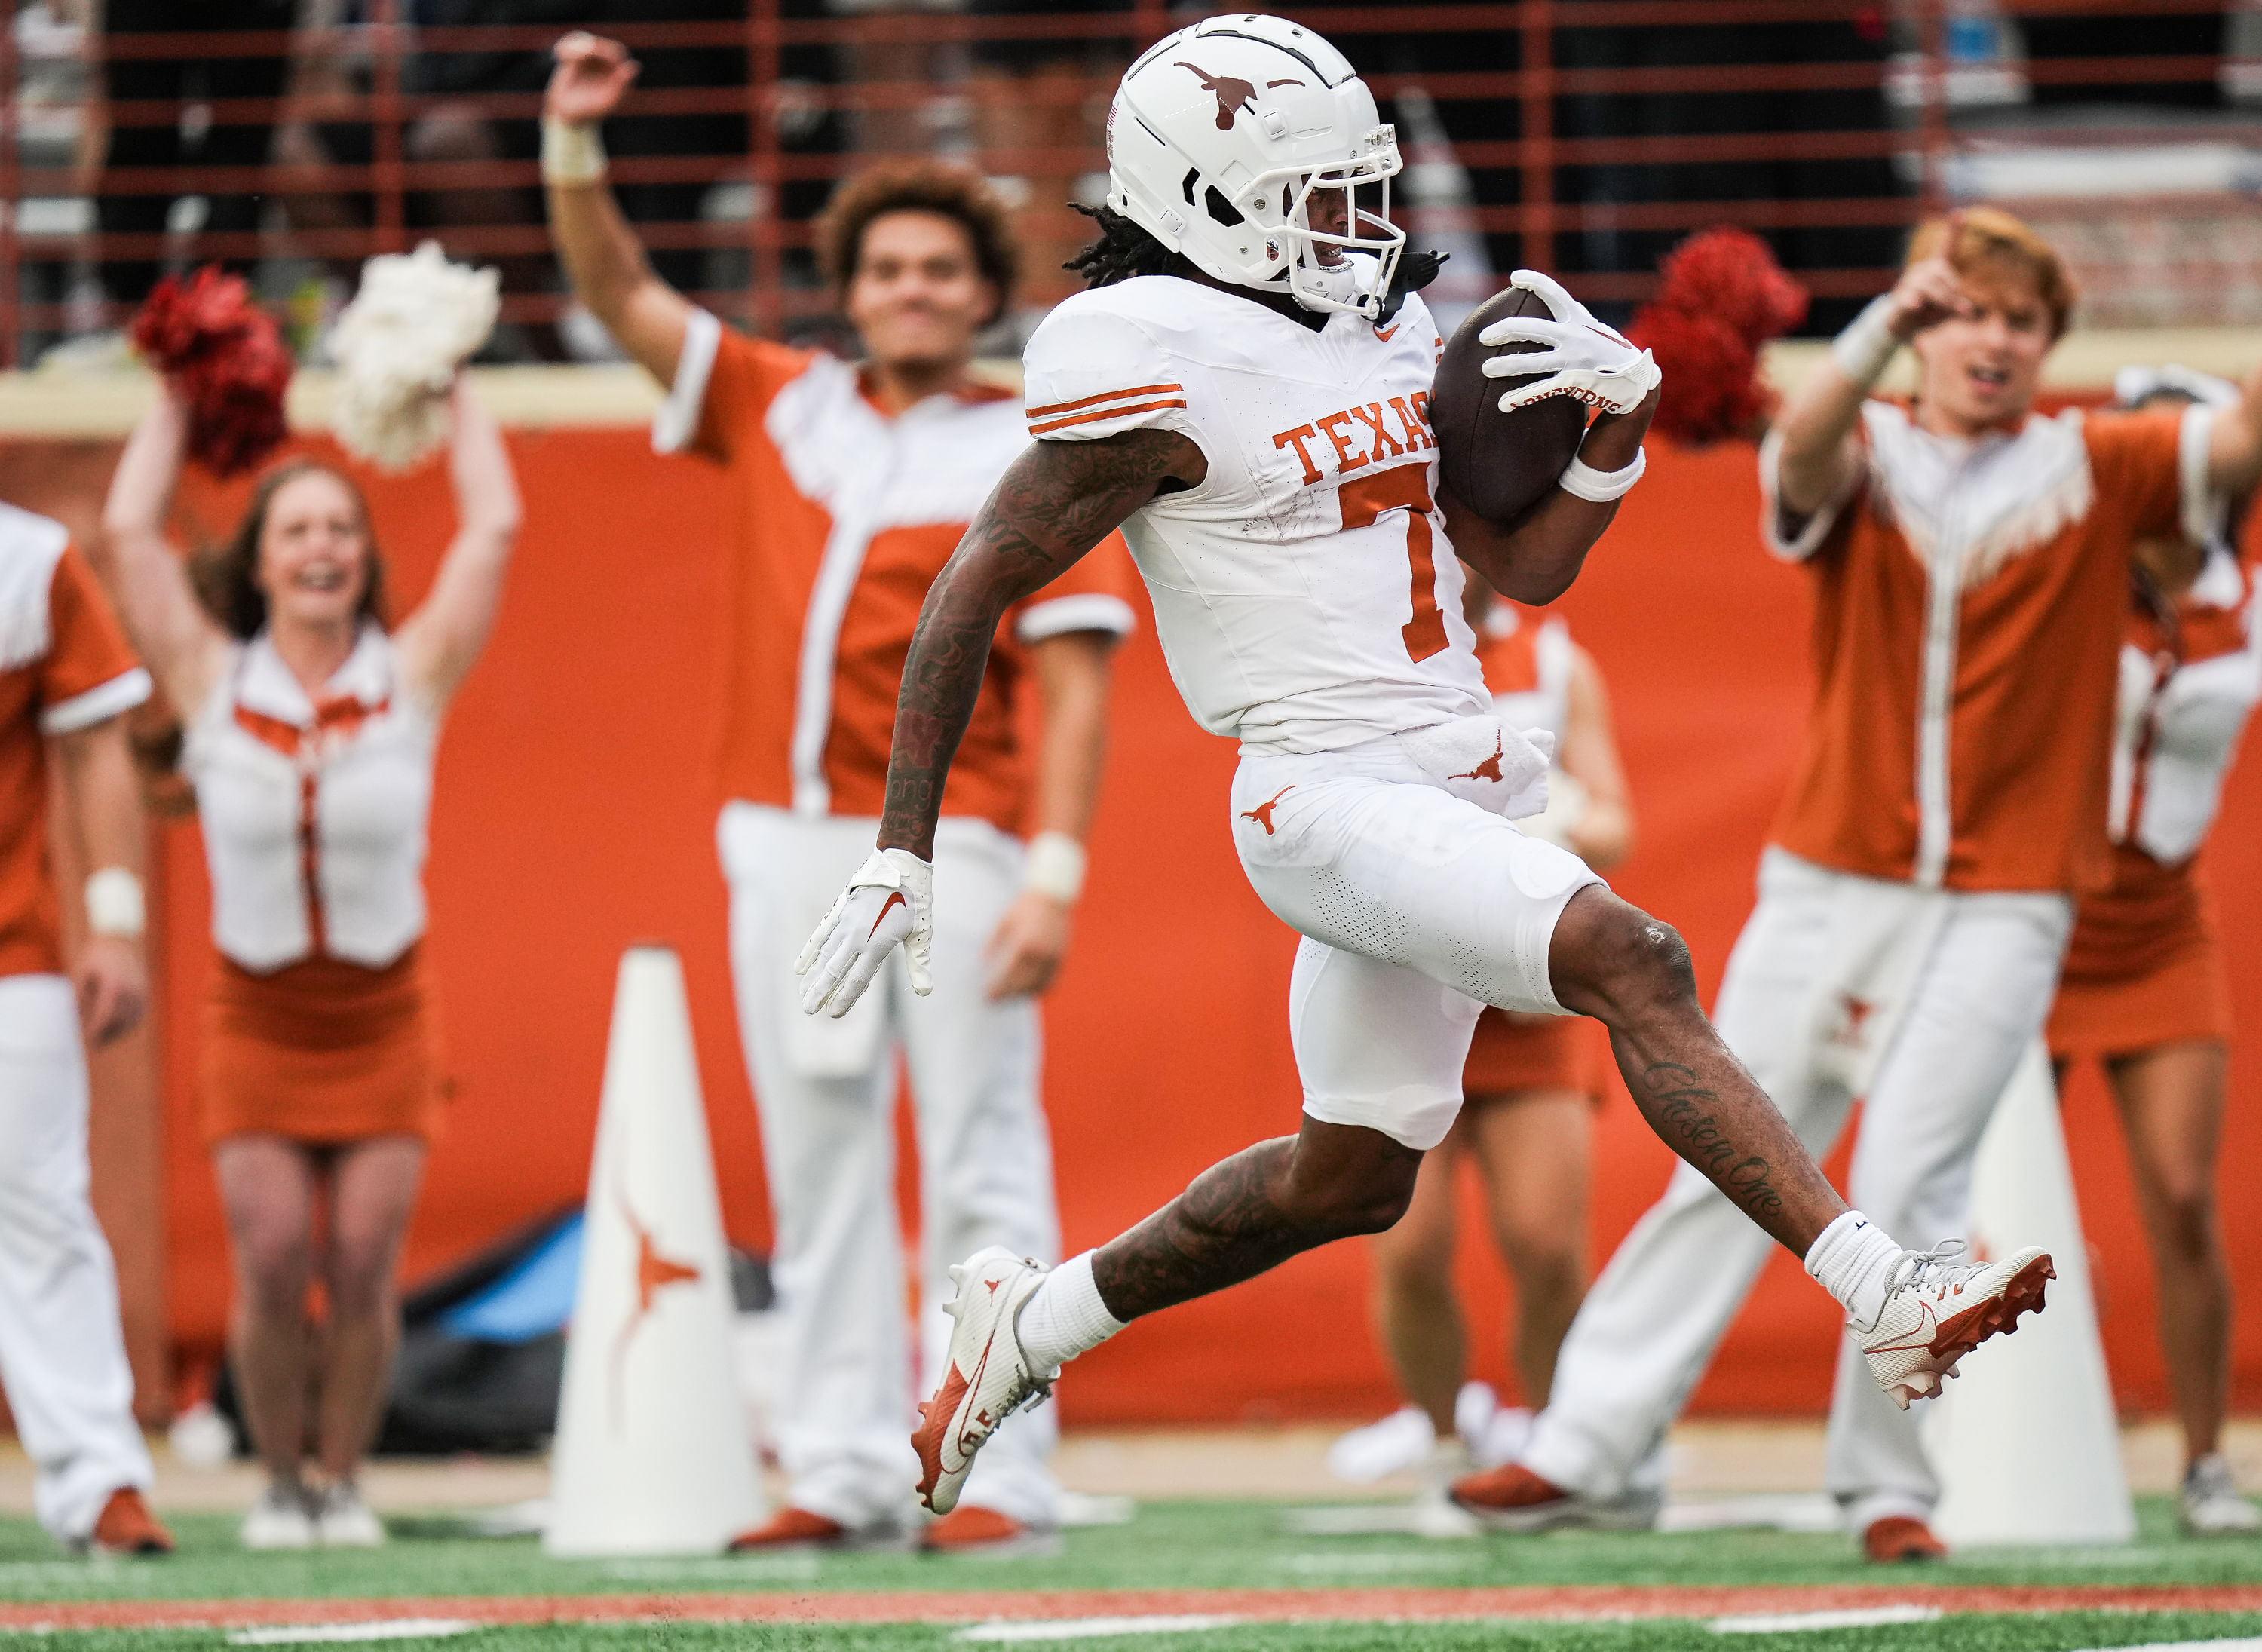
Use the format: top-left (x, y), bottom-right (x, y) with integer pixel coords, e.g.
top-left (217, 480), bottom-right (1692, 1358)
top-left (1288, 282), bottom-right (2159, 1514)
top-left (200, 943), bottom-right (444, 1146)
top-left (2047, 845), bottom-right (2233, 1062)
top-left (1463, 1007), bottom-right (1607, 1104)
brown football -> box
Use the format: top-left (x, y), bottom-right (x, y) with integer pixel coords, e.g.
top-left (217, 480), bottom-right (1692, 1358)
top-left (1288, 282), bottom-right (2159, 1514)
top-left (1432, 285), bottom-right (1589, 525)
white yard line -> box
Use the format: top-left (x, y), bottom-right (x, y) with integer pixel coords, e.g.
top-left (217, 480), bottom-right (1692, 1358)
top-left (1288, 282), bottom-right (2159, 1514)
top-left (227, 1621), bottom-right (477, 1645)
top-left (957, 1616), bottom-right (1245, 1643)
top-left (1712, 1604), bottom-right (1944, 1633)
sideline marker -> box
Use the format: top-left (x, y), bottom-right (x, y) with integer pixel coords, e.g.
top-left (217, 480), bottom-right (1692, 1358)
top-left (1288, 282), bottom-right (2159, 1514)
top-left (546, 946), bottom-right (765, 1555)
top-left (1929, 1041), bottom-right (2135, 1546)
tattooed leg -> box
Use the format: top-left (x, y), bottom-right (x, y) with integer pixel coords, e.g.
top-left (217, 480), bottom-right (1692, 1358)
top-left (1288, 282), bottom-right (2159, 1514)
top-left (1090, 1119), bottom-right (1422, 1322)
top-left (1548, 887), bottom-right (1847, 1255)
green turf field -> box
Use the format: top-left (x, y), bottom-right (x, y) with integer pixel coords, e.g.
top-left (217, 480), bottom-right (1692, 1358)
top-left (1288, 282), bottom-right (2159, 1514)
top-left (5, 1498), bottom-right (2262, 1651)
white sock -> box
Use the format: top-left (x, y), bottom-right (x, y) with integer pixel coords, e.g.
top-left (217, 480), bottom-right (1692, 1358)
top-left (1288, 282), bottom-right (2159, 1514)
top-left (1014, 1251), bottom-right (1127, 1373)
top-left (1804, 1210), bottom-right (1905, 1329)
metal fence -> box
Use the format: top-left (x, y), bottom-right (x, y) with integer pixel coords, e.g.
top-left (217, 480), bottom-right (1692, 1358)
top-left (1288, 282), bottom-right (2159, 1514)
top-left (0, 0), bottom-right (2242, 365)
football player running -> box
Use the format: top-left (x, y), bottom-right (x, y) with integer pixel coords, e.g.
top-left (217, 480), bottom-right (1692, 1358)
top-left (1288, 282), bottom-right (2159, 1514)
top-left (798, 13), bottom-right (2054, 1516)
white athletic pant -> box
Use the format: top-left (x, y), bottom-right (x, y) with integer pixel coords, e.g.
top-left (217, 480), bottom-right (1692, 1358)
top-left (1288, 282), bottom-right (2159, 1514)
top-left (0, 973), bottom-right (153, 1542)
top-left (1522, 851), bottom-right (2070, 1529)
top-left (719, 804), bottom-right (1061, 1530)
top-left (1228, 737), bottom-right (1603, 1151)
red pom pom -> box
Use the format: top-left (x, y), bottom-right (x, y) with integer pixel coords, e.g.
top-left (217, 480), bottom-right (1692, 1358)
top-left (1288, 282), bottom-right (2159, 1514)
top-left (1626, 306), bottom-right (1768, 446)
top-left (1627, 228), bottom-right (1810, 446)
top-left (131, 268), bottom-right (292, 477)
top-left (1653, 226), bottom-right (1808, 349)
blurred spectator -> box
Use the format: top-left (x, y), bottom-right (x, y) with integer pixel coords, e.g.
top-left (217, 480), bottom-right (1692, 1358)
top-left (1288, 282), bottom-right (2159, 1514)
top-left (93, 0), bottom-right (294, 312)
top-left (275, 1), bottom-right (746, 359)
top-left (968, 0), bottom-right (1131, 325)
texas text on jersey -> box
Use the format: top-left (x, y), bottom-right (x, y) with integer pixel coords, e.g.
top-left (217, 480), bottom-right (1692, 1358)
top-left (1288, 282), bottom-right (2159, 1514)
top-left (1020, 272), bottom-right (1488, 756)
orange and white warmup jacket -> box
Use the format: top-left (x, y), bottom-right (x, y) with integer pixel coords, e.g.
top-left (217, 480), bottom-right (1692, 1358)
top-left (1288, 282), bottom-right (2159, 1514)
top-left (657, 310), bottom-right (1139, 833)
top-left (1758, 398), bottom-right (2208, 895)
top-left (2049, 548), bottom-right (2261, 1056)
top-left (0, 504), bottom-right (151, 979)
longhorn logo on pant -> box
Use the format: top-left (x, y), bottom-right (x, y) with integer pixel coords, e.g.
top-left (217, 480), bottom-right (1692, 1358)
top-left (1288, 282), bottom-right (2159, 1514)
top-left (1240, 784), bottom-right (1296, 835)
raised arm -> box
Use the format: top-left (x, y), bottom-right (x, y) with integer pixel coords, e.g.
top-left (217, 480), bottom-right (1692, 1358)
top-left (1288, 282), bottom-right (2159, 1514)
top-left (883, 430), bottom-right (1197, 860)
top-left (2205, 354), bottom-right (2262, 496)
top-left (1443, 386), bottom-right (1657, 605)
top-left (94, 389), bottom-right (231, 719)
top-left (542, 32), bottom-right (694, 387)
top-left (1772, 258), bottom-right (1973, 519)
top-left (394, 379), bottom-right (524, 709)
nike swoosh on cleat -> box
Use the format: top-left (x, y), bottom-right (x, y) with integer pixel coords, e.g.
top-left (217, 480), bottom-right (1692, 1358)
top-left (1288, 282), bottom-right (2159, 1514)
top-left (913, 1362), bottom-right (973, 1505)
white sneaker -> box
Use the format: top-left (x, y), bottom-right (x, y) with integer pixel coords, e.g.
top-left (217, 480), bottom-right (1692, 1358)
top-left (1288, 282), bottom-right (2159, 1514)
top-left (240, 1482), bottom-right (315, 1550)
top-left (2182, 1454), bottom-right (2262, 1535)
top-left (1411, 1439), bottom-right (1482, 1539)
top-left (1326, 1406), bottom-right (1433, 1483)
top-left (311, 1482), bottom-right (386, 1548)
top-left (913, 1246), bottom-right (1054, 1516)
top-left (1855, 1242), bottom-right (2054, 1409)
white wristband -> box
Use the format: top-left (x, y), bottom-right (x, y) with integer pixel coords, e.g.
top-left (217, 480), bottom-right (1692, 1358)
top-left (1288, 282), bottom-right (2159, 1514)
top-left (1023, 831), bottom-right (1087, 903)
top-left (1830, 294), bottom-right (1901, 389)
top-left (84, 867), bottom-right (144, 939)
top-left (1559, 445), bottom-right (1646, 503)
top-left (541, 118), bottom-right (608, 186)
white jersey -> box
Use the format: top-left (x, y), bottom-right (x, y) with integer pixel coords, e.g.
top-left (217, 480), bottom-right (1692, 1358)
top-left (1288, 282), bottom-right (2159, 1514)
top-left (183, 626), bottom-right (436, 971)
top-left (1021, 275), bottom-right (1488, 756)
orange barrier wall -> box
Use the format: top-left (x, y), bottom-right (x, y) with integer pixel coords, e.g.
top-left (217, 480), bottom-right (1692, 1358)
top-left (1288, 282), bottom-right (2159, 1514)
top-left (106, 427), bottom-right (2262, 1421)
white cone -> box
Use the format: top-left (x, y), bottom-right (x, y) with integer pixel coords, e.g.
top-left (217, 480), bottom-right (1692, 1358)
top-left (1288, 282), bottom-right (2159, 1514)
top-left (546, 946), bottom-right (765, 1555)
top-left (1928, 1040), bottom-right (2135, 1546)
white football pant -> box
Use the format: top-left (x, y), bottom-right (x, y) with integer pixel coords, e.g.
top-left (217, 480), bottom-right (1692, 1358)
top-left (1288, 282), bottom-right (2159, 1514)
top-left (720, 803), bottom-right (1061, 1531)
top-left (1229, 740), bottom-right (1604, 1151)
top-left (1522, 850), bottom-right (2071, 1531)
top-left (0, 973), bottom-right (154, 1541)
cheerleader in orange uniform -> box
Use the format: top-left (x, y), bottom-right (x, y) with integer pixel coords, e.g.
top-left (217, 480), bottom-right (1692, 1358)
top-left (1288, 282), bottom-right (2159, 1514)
top-left (93, 379), bottom-right (520, 1549)
top-left (2046, 366), bottom-right (2262, 1536)
top-left (1348, 575), bottom-right (1634, 1518)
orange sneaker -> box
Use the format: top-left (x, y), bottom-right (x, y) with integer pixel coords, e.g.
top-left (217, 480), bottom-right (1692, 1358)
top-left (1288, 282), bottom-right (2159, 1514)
top-left (1864, 1514), bottom-right (1948, 1562)
top-left (1451, 1462), bottom-right (1658, 1532)
top-left (89, 1488), bottom-right (173, 1556)
top-left (921, 1505), bottom-right (1058, 1557)
top-left (728, 1507), bottom-right (849, 1551)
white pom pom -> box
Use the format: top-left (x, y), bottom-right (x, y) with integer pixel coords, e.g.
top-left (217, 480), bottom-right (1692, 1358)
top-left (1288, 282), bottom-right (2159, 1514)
top-left (330, 241), bottom-right (500, 471)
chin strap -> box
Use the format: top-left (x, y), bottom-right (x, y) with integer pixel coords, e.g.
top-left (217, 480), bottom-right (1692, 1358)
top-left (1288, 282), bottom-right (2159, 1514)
top-left (1375, 250), bottom-right (1449, 325)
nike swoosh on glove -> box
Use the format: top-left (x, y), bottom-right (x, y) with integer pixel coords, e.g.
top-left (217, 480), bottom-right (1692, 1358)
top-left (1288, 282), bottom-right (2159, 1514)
top-left (1478, 269), bottom-right (1661, 417)
top-left (796, 847), bottom-right (933, 1016)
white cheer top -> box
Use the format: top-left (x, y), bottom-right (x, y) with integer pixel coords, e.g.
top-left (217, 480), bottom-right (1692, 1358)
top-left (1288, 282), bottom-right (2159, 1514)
top-left (2109, 547), bottom-right (2262, 866)
top-left (182, 626), bottom-right (436, 971)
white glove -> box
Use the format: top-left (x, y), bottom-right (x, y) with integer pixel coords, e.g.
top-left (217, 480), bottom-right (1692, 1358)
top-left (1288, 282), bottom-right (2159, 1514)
top-left (1479, 270), bottom-right (1662, 417)
top-left (796, 847), bottom-right (933, 1017)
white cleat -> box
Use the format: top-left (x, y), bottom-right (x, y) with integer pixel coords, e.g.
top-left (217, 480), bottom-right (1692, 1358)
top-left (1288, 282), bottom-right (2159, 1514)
top-left (2181, 1454), bottom-right (2262, 1536)
top-left (913, 1246), bottom-right (1055, 1516)
top-left (239, 1482), bottom-right (316, 1550)
top-left (1856, 1241), bottom-right (2054, 1410)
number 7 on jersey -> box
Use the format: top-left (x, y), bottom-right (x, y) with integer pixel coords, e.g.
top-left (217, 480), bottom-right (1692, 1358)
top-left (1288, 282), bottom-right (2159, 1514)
top-left (1338, 466), bottom-right (1449, 663)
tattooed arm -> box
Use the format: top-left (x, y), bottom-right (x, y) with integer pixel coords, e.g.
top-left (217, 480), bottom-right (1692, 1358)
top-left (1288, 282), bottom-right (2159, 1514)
top-left (1442, 386), bottom-right (1659, 606)
top-left (880, 427), bottom-right (1203, 860)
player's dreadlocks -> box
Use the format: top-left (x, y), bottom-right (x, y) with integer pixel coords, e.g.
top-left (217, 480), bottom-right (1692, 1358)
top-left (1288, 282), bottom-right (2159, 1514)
top-left (1062, 199), bottom-right (1448, 322)
top-left (1063, 201), bottom-right (1177, 287)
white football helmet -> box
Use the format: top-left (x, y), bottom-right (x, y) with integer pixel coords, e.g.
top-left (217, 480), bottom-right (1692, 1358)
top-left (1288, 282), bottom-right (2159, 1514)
top-left (1105, 14), bottom-right (1405, 320)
